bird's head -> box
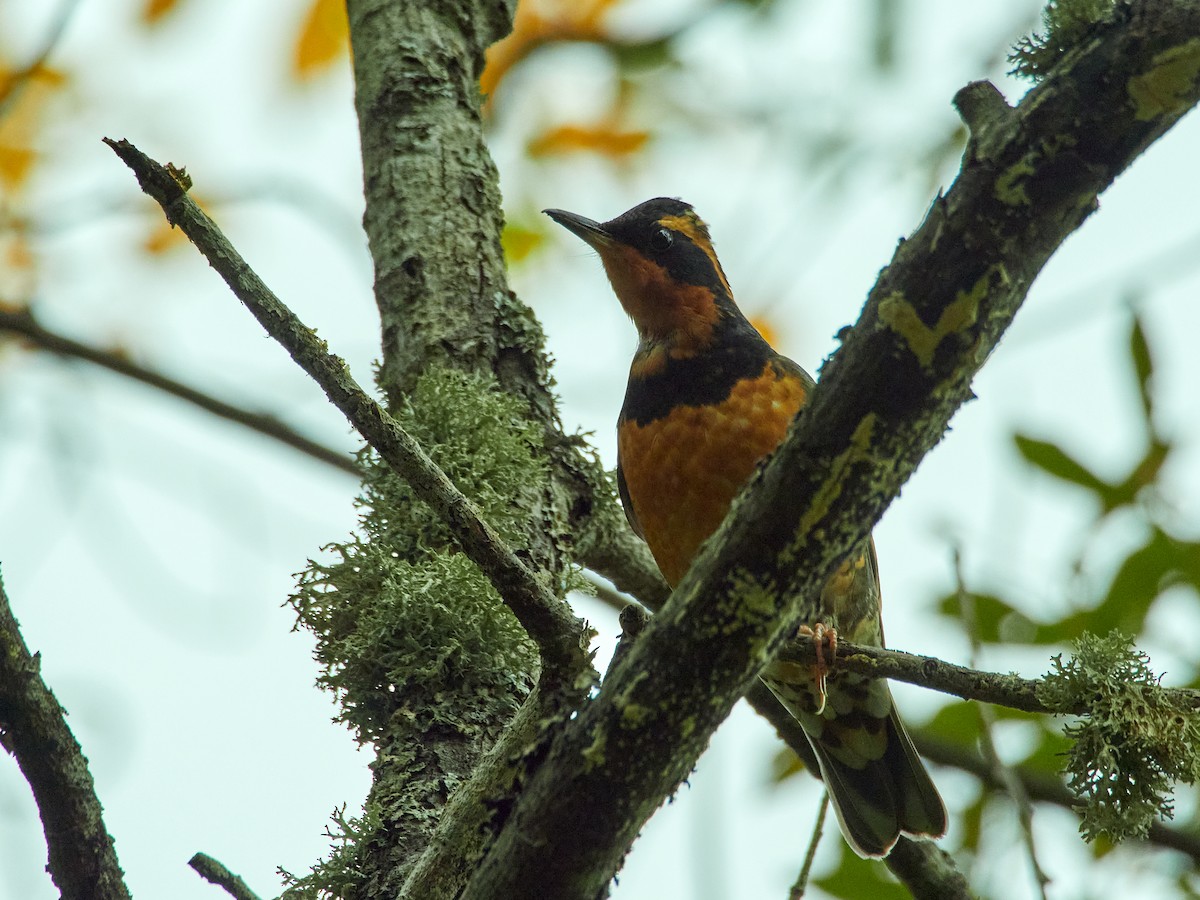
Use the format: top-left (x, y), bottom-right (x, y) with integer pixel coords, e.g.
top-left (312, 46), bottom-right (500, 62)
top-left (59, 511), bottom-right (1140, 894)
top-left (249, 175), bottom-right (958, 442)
top-left (544, 198), bottom-right (738, 354)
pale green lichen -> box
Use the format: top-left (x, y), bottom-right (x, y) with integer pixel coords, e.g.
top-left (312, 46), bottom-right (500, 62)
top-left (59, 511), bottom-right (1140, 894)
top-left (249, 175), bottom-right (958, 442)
top-left (1128, 39), bottom-right (1200, 122)
top-left (879, 271), bottom-right (991, 371)
top-left (582, 728), bottom-right (608, 770)
top-left (1039, 631), bottom-right (1200, 842)
top-left (620, 703), bottom-right (653, 728)
top-left (278, 802), bottom-right (383, 899)
top-left (995, 155), bottom-right (1036, 206)
top-left (793, 413), bottom-right (877, 547)
top-left (290, 364), bottom-right (555, 744)
top-left (1009, 0), bottom-right (1116, 82)
top-left (284, 364), bottom-right (580, 895)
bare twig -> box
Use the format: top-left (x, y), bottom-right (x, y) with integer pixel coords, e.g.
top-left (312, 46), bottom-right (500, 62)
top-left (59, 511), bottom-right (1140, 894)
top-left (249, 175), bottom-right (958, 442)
top-left (0, 305), bottom-right (359, 476)
top-left (788, 793), bottom-right (828, 900)
top-left (102, 137), bottom-right (591, 684)
top-left (776, 636), bottom-right (1200, 715)
top-left (0, 569), bottom-right (131, 900)
top-left (188, 853), bottom-right (263, 900)
top-left (957, 550), bottom-right (1050, 899)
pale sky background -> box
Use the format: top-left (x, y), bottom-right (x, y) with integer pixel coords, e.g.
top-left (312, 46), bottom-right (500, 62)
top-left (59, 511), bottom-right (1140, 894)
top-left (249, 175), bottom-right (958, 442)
top-left (2, 1), bottom-right (1199, 899)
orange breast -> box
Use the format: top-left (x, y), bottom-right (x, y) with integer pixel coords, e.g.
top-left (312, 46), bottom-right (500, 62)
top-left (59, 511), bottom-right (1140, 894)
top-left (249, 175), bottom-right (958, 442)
top-left (618, 365), bottom-right (808, 586)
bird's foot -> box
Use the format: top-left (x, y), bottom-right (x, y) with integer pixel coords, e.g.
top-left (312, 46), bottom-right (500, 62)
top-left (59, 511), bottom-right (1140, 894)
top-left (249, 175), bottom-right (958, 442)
top-left (797, 622), bottom-right (838, 715)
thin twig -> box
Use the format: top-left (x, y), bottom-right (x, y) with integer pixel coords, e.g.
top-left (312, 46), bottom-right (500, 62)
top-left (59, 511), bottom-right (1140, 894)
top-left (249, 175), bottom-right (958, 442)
top-left (0, 305), bottom-right (359, 476)
top-left (188, 853), bottom-right (263, 900)
top-left (956, 549), bottom-right (1050, 899)
top-left (789, 792), bottom-right (828, 900)
top-left (102, 138), bottom-right (590, 681)
top-left (775, 634), bottom-right (1199, 716)
top-left (0, 568), bottom-right (132, 900)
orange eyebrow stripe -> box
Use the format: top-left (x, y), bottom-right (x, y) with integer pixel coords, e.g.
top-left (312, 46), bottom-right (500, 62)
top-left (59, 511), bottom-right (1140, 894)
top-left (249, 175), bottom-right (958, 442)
top-left (658, 213), bottom-right (733, 297)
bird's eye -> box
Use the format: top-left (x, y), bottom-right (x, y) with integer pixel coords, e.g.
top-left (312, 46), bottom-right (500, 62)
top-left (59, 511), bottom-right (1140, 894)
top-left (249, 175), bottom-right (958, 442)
top-left (648, 228), bottom-right (674, 253)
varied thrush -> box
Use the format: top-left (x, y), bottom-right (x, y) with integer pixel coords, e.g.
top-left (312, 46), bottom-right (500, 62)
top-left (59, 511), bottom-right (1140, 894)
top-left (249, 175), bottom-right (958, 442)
top-left (545, 197), bottom-right (947, 857)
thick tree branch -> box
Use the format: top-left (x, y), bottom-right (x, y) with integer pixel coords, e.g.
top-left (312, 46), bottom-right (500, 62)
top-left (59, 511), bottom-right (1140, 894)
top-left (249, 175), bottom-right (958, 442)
top-left (102, 137), bottom-right (591, 686)
top-left (344, 0), bottom-right (665, 888)
top-left (0, 305), bottom-right (359, 476)
top-left (461, 4), bottom-right (1200, 897)
top-left (0, 570), bottom-right (131, 900)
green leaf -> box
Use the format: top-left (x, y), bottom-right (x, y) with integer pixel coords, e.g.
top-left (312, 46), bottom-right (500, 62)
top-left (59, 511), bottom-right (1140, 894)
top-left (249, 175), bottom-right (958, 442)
top-left (814, 841), bottom-right (908, 899)
top-left (1129, 311), bottom-right (1155, 425)
top-left (937, 590), bottom-right (1040, 644)
top-left (923, 701), bottom-right (982, 743)
top-left (1018, 720), bottom-right (1073, 775)
top-left (1013, 433), bottom-right (1114, 498)
top-left (1098, 528), bottom-right (1177, 628)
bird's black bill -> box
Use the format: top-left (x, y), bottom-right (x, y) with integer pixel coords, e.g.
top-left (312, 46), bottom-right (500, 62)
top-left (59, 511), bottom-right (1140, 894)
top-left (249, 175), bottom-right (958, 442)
top-left (543, 208), bottom-right (614, 248)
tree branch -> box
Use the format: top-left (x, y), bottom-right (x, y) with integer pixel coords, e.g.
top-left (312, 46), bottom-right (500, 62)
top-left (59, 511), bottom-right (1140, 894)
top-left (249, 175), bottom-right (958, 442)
top-left (0, 304), bottom-right (359, 476)
top-left (188, 852), bottom-right (263, 900)
top-left (0, 569), bottom-right (132, 900)
top-left (777, 638), bottom-right (1200, 714)
top-left (101, 137), bottom-right (591, 686)
top-left (461, 4), bottom-right (1200, 897)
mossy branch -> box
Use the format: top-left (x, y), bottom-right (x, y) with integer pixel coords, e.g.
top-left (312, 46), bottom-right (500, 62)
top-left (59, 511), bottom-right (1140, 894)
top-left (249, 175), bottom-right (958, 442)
top-left (101, 137), bottom-right (591, 686)
top-left (0, 570), bottom-right (132, 900)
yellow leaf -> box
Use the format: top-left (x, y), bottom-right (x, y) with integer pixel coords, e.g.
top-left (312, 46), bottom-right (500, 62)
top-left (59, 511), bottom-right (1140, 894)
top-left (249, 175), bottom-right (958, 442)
top-left (749, 314), bottom-right (779, 349)
top-left (502, 223), bottom-right (545, 264)
top-left (141, 0), bottom-right (181, 24)
top-left (141, 195), bottom-right (211, 255)
top-left (528, 123), bottom-right (648, 159)
top-left (294, 0), bottom-right (349, 79)
top-left (0, 146), bottom-right (35, 189)
top-left (482, 0), bottom-right (622, 100)
top-left (0, 62), bottom-right (68, 192)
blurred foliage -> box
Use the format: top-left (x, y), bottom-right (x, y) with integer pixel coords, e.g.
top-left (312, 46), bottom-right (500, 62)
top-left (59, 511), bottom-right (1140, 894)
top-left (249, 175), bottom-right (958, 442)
top-left (294, 0), bottom-right (349, 79)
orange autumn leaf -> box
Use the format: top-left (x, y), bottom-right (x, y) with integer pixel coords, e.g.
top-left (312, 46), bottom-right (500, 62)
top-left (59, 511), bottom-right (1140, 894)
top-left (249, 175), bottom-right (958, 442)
top-left (141, 195), bottom-right (212, 255)
top-left (528, 123), bottom-right (648, 159)
top-left (294, 0), bottom-right (350, 79)
top-left (141, 0), bottom-right (181, 24)
top-left (0, 146), bottom-right (36, 189)
top-left (482, 0), bottom-right (622, 100)
top-left (748, 314), bottom-right (780, 349)
top-left (502, 222), bottom-right (545, 264)
top-left (0, 63), bottom-right (68, 191)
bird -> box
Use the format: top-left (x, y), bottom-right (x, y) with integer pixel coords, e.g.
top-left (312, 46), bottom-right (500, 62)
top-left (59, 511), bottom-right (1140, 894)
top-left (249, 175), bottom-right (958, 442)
top-left (544, 197), bottom-right (947, 858)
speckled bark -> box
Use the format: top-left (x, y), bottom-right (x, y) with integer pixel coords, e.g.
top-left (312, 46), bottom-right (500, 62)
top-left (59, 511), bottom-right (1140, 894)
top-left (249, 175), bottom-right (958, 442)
top-left (342, 0), bottom-right (669, 894)
top-left (0, 575), bottom-right (131, 900)
top-left (344, 1), bottom-right (542, 893)
top-left (460, 3), bottom-right (1200, 897)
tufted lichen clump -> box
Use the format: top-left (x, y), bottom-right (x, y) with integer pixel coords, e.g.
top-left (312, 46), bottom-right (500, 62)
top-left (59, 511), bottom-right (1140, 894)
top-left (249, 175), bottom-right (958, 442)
top-left (289, 365), bottom-right (553, 747)
top-left (1038, 631), bottom-right (1200, 842)
top-left (1009, 0), bottom-right (1116, 81)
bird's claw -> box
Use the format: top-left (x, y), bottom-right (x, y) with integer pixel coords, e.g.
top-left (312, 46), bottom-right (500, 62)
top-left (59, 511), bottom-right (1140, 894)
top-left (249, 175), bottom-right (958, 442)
top-left (798, 622), bottom-right (837, 715)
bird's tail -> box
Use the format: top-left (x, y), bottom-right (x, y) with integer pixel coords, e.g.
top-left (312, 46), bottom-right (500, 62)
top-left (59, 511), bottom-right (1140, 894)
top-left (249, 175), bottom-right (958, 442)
top-left (808, 702), bottom-right (946, 857)
top-left (764, 670), bottom-right (946, 857)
